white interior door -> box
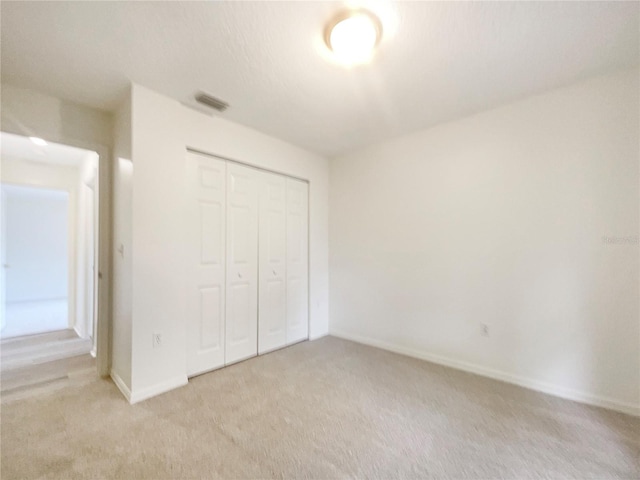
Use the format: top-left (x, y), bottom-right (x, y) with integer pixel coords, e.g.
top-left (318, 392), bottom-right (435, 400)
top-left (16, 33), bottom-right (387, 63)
top-left (186, 152), bottom-right (227, 376)
top-left (286, 178), bottom-right (309, 344)
top-left (258, 171), bottom-right (287, 354)
top-left (225, 162), bottom-right (259, 365)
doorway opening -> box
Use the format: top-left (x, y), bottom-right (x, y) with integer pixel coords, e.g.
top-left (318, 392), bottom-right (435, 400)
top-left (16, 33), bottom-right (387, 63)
top-left (1, 132), bottom-right (100, 398)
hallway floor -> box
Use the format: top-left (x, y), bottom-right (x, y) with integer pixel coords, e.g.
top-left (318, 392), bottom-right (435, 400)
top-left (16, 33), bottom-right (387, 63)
top-left (1, 329), bottom-right (94, 402)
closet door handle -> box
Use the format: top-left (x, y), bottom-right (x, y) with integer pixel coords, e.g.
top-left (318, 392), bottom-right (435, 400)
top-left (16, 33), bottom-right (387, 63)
top-left (237, 272), bottom-right (242, 279)
top-left (273, 270), bottom-right (277, 276)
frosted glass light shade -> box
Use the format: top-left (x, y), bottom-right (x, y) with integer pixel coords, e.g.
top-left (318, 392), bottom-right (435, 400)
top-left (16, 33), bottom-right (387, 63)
top-left (326, 10), bottom-right (382, 65)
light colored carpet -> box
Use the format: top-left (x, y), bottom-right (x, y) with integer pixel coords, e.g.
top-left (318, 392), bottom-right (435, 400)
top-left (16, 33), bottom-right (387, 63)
top-left (1, 336), bottom-right (638, 479)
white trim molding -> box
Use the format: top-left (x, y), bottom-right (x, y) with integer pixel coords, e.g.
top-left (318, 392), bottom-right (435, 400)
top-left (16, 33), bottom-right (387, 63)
top-left (128, 375), bottom-right (188, 405)
top-left (111, 370), bottom-right (188, 404)
top-left (330, 330), bottom-right (640, 417)
top-left (110, 370), bottom-right (132, 403)
top-left (309, 332), bottom-right (329, 341)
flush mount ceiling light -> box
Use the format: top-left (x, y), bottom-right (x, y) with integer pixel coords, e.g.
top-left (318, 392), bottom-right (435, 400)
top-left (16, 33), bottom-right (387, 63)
top-left (325, 9), bottom-right (382, 65)
top-left (29, 136), bottom-right (47, 146)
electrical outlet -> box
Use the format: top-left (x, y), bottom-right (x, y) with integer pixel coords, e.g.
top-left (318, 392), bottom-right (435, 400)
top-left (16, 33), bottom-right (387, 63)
top-left (480, 323), bottom-right (490, 337)
top-left (152, 333), bottom-right (162, 349)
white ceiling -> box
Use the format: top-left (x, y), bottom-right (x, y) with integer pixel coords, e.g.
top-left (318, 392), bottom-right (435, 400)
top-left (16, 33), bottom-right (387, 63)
top-left (1, 132), bottom-right (95, 167)
top-left (1, 1), bottom-right (638, 157)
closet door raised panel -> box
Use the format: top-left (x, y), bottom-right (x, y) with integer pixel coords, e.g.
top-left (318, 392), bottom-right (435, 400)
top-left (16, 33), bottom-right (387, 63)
top-left (286, 178), bottom-right (309, 344)
top-left (226, 163), bottom-right (259, 365)
top-left (186, 152), bottom-right (226, 377)
top-left (258, 172), bottom-right (287, 354)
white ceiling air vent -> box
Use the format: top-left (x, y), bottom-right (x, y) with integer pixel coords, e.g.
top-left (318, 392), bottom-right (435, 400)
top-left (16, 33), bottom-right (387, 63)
top-left (195, 92), bottom-right (229, 112)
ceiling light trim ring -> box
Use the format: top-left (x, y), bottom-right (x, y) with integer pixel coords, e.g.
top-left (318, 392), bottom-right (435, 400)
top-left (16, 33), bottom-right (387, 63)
top-left (324, 8), bottom-right (383, 53)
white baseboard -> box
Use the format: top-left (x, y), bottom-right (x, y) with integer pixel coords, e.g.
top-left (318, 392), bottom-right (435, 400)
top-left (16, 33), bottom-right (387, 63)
top-left (110, 370), bottom-right (132, 403)
top-left (309, 331), bottom-right (329, 341)
top-left (111, 370), bottom-right (187, 404)
top-left (128, 375), bottom-right (188, 404)
top-left (330, 329), bottom-right (640, 417)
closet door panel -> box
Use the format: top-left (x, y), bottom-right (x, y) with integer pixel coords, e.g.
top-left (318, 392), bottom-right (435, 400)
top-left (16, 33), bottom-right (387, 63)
top-left (286, 178), bottom-right (309, 344)
top-left (258, 172), bottom-right (287, 354)
top-left (186, 152), bottom-right (226, 377)
top-left (226, 163), bottom-right (259, 364)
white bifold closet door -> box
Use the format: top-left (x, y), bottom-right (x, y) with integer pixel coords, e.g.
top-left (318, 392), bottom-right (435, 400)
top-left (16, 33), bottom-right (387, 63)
top-left (185, 152), bottom-right (227, 376)
top-left (186, 152), bottom-right (309, 375)
top-left (225, 163), bottom-right (259, 365)
top-left (258, 172), bottom-right (287, 354)
top-left (286, 178), bottom-right (309, 344)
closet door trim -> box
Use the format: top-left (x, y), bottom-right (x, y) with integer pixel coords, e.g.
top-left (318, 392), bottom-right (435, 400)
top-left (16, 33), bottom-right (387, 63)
top-left (186, 147), bottom-right (309, 183)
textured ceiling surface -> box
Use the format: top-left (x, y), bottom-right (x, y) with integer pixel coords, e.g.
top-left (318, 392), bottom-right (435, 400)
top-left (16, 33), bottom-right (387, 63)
top-left (1, 1), bottom-right (638, 156)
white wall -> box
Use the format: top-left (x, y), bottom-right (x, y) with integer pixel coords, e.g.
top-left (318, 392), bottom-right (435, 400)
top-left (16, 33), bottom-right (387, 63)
top-left (1, 83), bottom-right (113, 376)
top-left (125, 84), bottom-right (329, 401)
top-left (4, 186), bottom-right (69, 302)
top-left (330, 68), bottom-right (640, 415)
top-left (2, 157), bottom-right (80, 330)
top-left (1, 84), bottom-right (113, 148)
top-left (2, 185), bottom-right (69, 337)
top-left (111, 90), bottom-right (133, 390)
